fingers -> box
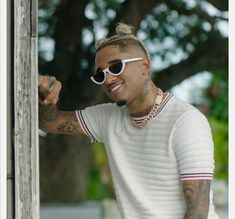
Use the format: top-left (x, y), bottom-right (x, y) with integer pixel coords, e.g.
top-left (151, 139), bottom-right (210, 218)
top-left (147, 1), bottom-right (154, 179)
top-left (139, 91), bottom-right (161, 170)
top-left (44, 81), bottom-right (62, 104)
top-left (43, 76), bottom-right (57, 97)
top-left (38, 75), bottom-right (62, 105)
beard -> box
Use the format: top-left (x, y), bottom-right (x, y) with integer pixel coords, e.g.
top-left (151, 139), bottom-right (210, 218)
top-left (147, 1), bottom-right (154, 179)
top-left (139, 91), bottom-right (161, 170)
top-left (116, 100), bottom-right (127, 107)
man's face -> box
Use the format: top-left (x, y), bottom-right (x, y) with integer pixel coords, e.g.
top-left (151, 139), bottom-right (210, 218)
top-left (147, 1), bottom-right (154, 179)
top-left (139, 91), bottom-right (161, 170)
top-left (95, 45), bottom-right (150, 106)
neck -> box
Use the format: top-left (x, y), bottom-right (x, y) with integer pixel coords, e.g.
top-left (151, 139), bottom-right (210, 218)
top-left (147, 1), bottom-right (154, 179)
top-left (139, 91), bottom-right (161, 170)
top-left (127, 81), bottom-right (159, 117)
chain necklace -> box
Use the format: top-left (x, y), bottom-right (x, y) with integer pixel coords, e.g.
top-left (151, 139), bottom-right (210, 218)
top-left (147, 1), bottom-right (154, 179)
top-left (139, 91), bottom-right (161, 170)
top-left (129, 88), bottom-right (163, 128)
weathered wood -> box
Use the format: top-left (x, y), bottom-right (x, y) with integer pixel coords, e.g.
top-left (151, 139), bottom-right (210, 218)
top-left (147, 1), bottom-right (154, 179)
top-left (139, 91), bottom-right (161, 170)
top-left (14, 0), bottom-right (39, 218)
top-left (0, 0), bottom-right (8, 218)
top-left (7, 1), bottom-right (14, 218)
top-left (31, 0), bottom-right (38, 37)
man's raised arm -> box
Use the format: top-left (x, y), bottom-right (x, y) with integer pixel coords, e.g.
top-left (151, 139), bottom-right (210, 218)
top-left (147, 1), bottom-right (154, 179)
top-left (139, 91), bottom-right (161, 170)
top-left (38, 75), bottom-right (85, 136)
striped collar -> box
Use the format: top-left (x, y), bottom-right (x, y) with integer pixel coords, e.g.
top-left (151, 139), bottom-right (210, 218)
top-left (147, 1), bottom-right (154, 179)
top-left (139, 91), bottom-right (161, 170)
top-left (131, 92), bottom-right (173, 124)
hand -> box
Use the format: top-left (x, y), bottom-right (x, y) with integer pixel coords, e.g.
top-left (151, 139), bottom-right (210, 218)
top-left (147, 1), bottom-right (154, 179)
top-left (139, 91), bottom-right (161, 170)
top-left (38, 75), bottom-right (62, 105)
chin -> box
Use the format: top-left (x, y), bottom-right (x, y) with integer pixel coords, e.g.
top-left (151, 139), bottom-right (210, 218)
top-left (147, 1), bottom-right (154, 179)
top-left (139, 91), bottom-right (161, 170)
top-left (116, 100), bottom-right (127, 107)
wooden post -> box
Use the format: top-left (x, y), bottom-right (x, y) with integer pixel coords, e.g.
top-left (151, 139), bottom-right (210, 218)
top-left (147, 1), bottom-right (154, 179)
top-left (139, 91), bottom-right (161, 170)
top-left (14, 0), bottom-right (39, 218)
top-left (0, 0), bottom-right (8, 218)
top-left (7, 1), bottom-right (14, 218)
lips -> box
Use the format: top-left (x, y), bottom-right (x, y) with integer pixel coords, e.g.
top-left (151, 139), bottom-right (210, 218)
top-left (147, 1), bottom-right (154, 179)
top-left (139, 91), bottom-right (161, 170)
top-left (109, 82), bottom-right (123, 95)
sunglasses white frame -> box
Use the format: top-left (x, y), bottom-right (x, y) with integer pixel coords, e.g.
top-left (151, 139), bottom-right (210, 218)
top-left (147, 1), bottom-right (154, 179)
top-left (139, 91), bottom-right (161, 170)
top-left (91, 57), bottom-right (143, 85)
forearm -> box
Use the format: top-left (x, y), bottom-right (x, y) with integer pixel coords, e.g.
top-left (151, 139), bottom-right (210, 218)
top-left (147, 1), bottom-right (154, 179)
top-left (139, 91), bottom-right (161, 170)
top-left (38, 75), bottom-right (84, 136)
top-left (39, 103), bottom-right (84, 136)
top-left (183, 180), bottom-right (210, 219)
top-left (184, 207), bottom-right (209, 219)
top-left (39, 103), bottom-right (59, 132)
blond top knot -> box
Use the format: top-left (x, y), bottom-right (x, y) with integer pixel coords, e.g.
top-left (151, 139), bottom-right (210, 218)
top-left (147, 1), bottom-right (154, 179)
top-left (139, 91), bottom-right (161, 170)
top-left (115, 23), bottom-right (135, 36)
top-left (95, 23), bottom-right (149, 57)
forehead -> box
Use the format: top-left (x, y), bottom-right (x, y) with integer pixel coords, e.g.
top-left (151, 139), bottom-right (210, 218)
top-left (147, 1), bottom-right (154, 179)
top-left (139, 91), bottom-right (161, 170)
top-left (95, 45), bottom-right (131, 67)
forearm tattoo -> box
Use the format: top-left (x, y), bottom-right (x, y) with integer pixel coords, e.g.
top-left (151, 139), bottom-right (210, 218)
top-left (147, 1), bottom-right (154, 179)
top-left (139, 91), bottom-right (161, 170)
top-left (56, 115), bottom-right (78, 134)
top-left (183, 180), bottom-right (210, 219)
top-left (39, 103), bottom-right (59, 127)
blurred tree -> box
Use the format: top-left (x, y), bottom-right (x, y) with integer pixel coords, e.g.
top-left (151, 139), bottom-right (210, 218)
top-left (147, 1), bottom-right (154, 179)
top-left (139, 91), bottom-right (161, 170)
top-left (38, 0), bottom-right (228, 202)
top-left (206, 70), bottom-right (228, 180)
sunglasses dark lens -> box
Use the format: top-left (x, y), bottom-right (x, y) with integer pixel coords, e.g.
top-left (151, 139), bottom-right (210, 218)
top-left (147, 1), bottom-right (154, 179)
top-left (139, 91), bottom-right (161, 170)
top-left (93, 69), bottom-right (105, 83)
top-left (109, 61), bottom-right (123, 74)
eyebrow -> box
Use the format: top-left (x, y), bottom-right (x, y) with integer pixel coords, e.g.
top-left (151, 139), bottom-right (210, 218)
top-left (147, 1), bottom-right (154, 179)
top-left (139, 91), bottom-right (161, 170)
top-left (108, 59), bottom-right (121, 64)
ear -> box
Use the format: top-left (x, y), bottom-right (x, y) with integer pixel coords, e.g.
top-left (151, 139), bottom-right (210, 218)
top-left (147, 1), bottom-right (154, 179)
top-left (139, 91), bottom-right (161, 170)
top-left (140, 57), bottom-right (151, 76)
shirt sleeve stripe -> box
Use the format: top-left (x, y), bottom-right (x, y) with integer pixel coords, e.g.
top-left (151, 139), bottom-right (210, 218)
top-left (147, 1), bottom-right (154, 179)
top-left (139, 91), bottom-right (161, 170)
top-left (75, 110), bottom-right (97, 143)
top-left (181, 173), bottom-right (213, 180)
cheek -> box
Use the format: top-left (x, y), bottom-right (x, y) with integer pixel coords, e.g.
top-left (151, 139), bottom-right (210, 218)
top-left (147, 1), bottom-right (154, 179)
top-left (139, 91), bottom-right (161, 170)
top-left (101, 85), bottom-right (109, 94)
top-left (101, 85), bottom-right (114, 99)
top-left (125, 70), bottom-right (146, 88)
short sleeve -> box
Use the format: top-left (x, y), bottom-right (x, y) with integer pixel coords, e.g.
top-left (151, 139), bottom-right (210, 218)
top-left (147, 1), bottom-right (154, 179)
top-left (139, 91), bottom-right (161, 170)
top-left (172, 109), bottom-right (214, 181)
top-left (75, 103), bottom-right (114, 143)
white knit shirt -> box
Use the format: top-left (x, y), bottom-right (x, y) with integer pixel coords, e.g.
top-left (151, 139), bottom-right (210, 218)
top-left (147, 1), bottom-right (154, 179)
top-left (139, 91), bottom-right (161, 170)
top-left (76, 93), bottom-right (219, 219)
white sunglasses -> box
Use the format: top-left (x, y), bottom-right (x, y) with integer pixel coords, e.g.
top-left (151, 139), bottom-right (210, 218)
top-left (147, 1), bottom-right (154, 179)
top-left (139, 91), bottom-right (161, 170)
top-left (91, 57), bottom-right (143, 85)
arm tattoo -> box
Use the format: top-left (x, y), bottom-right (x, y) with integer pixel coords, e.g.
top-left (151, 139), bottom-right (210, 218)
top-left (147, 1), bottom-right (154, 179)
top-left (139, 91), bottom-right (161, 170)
top-left (39, 103), bottom-right (81, 135)
top-left (56, 111), bottom-right (81, 135)
top-left (56, 116), bottom-right (78, 134)
top-left (39, 103), bottom-right (59, 127)
top-left (183, 180), bottom-right (210, 219)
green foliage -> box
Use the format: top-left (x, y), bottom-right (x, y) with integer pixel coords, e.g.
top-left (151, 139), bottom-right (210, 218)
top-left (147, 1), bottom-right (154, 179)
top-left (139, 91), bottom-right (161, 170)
top-left (206, 71), bottom-right (228, 181)
top-left (87, 143), bottom-right (113, 199)
top-left (207, 70), bottom-right (228, 121)
top-left (87, 165), bottom-right (111, 199)
top-left (209, 118), bottom-right (228, 180)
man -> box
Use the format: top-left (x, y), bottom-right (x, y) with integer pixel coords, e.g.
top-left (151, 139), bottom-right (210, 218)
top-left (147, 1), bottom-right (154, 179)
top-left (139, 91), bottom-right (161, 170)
top-left (39, 23), bottom-right (219, 219)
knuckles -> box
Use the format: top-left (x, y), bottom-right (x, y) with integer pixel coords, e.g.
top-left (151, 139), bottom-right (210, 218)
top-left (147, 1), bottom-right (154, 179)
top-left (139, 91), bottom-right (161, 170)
top-left (38, 75), bottom-right (62, 104)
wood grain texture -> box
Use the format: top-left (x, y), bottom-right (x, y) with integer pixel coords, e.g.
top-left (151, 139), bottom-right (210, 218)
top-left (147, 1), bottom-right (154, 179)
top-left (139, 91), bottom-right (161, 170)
top-left (14, 0), bottom-right (39, 218)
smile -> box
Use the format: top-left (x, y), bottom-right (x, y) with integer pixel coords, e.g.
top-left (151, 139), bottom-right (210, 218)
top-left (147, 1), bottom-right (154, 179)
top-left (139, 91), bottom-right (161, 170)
top-left (109, 83), bottom-right (123, 94)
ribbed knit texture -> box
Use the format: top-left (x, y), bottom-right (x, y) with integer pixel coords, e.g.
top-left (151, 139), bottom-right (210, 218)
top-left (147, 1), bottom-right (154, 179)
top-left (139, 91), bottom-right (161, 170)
top-left (76, 94), bottom-right (219, 219)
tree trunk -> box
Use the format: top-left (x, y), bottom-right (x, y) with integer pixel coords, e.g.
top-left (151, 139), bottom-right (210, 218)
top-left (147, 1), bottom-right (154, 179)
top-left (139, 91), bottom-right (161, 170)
top-left (154, 34), bottom-right (228, 91)
top-left (40, 135), bottom-right (92, 202)
top-left (39, 0), bottom-right (107, 203)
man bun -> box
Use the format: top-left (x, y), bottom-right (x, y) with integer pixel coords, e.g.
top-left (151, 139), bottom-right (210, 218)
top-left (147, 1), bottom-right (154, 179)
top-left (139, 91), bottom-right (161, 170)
top-left (115, 23), bottom-right (135, 36)
top-left (95, 22), bottom-right (149, 57)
